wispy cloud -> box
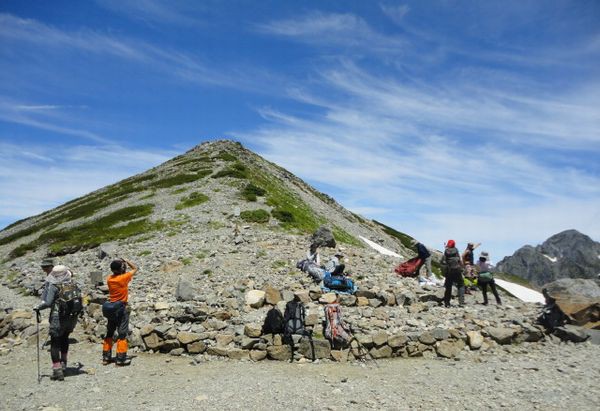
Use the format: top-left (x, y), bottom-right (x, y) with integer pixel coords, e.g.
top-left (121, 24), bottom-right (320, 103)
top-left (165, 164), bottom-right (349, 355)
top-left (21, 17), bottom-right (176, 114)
top-left (256, 11), bottom-right (406, 55)
top-left (0, 142), bottom-right (175, 228)
top-left (96, 0), bottom-right (201, 26)
top-left (238, 10), bottom-right (600, 257)
top-left (0, 13), bottom-right (277, 93)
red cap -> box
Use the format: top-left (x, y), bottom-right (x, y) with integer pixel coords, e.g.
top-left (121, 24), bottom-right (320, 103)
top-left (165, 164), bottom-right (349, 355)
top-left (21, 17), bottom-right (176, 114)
top-left (447, 240), bottom-right (455, 248)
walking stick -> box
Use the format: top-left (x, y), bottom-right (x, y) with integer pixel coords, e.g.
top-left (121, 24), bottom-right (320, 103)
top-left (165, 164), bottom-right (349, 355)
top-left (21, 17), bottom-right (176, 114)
top-left (36, 309), bottom-right (41, 384)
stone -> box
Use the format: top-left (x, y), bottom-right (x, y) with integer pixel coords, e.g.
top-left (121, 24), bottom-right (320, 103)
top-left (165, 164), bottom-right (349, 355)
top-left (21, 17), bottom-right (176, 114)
top-left (294, 291), bottom-right (311, 304)
top-left (305, 313), bottom-right (319, 326)
top-left (187, 341), bottom-right (207, 354)
top-left (143, 333), bottom-right (164, 350)
top-left (356, 297), bottom-right (369, 306)
top-left (154, 302), bottom-right (170, 311)
top-left (245, 290), bottom-right (266, 308)
top-left (466, 331), bottom-right (484, 350)
top-left (207, 346), bottom-right (229, 357)
top-left (90, 271), bottom-right (103, 286)
top-left (310, 226), bottom-right (336, 249)
top-left (227, 348), bottom-right (249, 360)
top-left (241, 337), bottom-right (259, 349)
top-left (216, 334), bottom-right (234, 346)
top-left (139, 324), bottom-right (156, 337)
top-left (372, 332), bottom-right (388, 347)
top-left (160, 339), bottom-right (181, 352)
top-left (356, 334), bottom-right (373, 349)
top-left (299, 338), bottom-right (331, 360)
top-left (543, 279), bottom-right (600, 328)
top-left (521, 324), bottom-right (544, 343)
top-left (177, 332), bottom-right (201, 345)
top-left (356, 290), bottom-right (377, 299)
top-left (338, 294), bottom-right (357, 306)
top-left (370, 345), bottom-right (393, 359)
top-left (264, 285), bottom-right (282, 305)
top-left (244, 323), bottom-right (263, 338)
top-left (176, 277), bottom-right (196, 302)
top-left (267, 345), bottom-right (292, 361)
top-left (249, 350), bottom-right (267, 361)
top-left (418, 331), bottom-right (436, 345)
top-left (432, 328), bottom-right (451, 341)
top-left (309, 288), bottom-right (323, 301)
top-left (368, 298), bottom-right (382, 308)
top-left (554, 325), bottom-right (590, 343)
top-left (160, 260), bottom-right (183, 273)
top-left (330, 349), bottom-right (350, 362)
top-left (169, 348), bottom-right (185, 356)
top-left (436, 340), bottom-right (464, 358)
top-left (487, 327), bottom-right (515, 345)
top-left (388, 333), bottom-right (408, 348)
top-left (319, 293), bottom-right (338, 304)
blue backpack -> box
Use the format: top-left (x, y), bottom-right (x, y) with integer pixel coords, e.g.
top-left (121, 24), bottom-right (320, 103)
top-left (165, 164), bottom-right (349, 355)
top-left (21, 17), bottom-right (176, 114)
top-left (323, 271), bottom-right (355, 292)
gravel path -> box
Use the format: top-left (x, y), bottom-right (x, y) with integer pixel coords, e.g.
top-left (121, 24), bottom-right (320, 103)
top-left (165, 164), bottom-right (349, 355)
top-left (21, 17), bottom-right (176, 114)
top-left (1, 338), bottom-right (599, 411)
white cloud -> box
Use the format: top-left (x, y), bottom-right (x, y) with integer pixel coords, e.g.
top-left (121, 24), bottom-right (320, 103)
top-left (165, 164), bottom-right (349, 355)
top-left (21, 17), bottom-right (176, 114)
top-left (0, 142), bottom-right (175, 227)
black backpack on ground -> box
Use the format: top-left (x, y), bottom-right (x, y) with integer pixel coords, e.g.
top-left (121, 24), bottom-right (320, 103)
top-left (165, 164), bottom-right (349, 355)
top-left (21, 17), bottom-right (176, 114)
top-left (282, 300), bottom-right (314, 361)
top-left (283, 300), bottom-right (306, 338)
top-left (56, 282), bottom-right (83, 318)
top-left (262, 307), bottom-right (284, 335)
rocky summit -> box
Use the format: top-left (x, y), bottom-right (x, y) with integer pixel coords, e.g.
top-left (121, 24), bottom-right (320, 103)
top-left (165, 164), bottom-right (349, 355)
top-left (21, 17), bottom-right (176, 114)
top-left (0, 140), bottom-right (593, 364)
top-left (496, 230), bottom-right (600, 287)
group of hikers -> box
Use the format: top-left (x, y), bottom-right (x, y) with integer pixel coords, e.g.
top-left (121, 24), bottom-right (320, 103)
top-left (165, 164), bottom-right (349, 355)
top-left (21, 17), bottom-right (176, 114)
top-left (32, 227), bottom-right (503, 380)
top-left (33, 257), bottom-right (137, 381)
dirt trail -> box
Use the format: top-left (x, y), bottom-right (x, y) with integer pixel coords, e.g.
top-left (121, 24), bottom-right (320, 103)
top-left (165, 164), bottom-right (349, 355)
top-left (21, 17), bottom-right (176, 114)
top-left (1, 338), bottom-right (599, 411)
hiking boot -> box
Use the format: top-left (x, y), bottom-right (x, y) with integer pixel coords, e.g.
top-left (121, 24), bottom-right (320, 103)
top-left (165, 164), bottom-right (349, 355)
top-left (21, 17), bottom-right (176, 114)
top-left (115, 354), bottom-right (131, 366)
top-left (51, 367), bottom-right (64, 381)
top-left (60, 361), bottom-right (67, 371)
top-left (102, 351), bottom-right (112, 365)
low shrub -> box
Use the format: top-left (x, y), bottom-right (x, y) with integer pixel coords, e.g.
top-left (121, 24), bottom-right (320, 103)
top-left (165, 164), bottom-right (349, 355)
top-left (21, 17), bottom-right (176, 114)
top-left (240, 209), bottom-right (270, 223)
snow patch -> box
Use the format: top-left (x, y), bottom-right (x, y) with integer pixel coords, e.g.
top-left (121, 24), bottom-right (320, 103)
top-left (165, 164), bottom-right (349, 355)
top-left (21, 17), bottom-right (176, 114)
top-left (359, 236), bottom-right (402, 258)
top-left (543, 254), bottom-right (558, 263)
top-left (495, 279), bottom-right (545, 304)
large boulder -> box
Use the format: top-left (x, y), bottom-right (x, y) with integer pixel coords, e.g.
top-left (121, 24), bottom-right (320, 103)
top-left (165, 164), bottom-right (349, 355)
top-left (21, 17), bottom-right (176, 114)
top-left (245, 290), bottom-right (266, 308)
top-left (543, 279), bottom-right (600, 329)
top-left (176, 277), bottom-right (196, 301)
top-left (310, 226), bottom-right (336, 249)
top-left (299, 338), bottom-right (331, 360)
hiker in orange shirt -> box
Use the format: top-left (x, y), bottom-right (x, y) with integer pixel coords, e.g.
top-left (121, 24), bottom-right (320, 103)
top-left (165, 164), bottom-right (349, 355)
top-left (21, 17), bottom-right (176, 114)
top-left (101, 258), bottom-right (138, 366)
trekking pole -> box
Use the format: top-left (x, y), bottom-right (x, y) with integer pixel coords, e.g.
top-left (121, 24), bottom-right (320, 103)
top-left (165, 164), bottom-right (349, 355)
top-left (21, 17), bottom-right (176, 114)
top-left (36, 309), bottom-right (41, 384)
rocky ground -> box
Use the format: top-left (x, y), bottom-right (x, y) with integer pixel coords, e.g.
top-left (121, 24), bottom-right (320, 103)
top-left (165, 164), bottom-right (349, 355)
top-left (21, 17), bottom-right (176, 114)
top-left (1, 332), bottom-right (599, 411)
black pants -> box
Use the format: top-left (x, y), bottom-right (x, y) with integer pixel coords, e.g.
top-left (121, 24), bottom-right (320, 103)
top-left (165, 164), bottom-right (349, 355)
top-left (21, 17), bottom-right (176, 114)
top-left (50, 333), bottom-right (70, 364)
top-left (480, 280), bottom-right (501, 305)
top-left (444, 271), bottom-right (465, 306)
top-left (106, 309), bottom-right (129, 340)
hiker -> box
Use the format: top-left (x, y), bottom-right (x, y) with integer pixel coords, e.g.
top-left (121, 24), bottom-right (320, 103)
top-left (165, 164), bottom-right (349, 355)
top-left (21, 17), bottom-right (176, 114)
top-left (475, 251), bottom-right (501, 305)
top-left (102, 258), bottom-right (138, 366)
top-left (441, 240), bottom-right (465, 307)
top-left (33, 264), bottom-right (79, 381)
top-left (462, 242), bottom-right (481, 292)
top-left (411, 240), bottom-right (435, 285)
top-left (324, 251), bottom-right (344, 273)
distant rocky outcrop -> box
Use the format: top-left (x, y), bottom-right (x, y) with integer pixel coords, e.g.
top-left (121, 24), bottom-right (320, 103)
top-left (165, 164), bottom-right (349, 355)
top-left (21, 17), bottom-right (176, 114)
top-left (496, 230), bottom-right (600, 286)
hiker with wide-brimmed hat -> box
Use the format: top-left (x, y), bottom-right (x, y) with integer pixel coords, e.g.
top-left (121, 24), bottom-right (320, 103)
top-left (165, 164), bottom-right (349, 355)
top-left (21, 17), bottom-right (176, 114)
top-left (33, 263), bottom-right (79, 381)
top-left (475, 251), bottom-right (502, 305)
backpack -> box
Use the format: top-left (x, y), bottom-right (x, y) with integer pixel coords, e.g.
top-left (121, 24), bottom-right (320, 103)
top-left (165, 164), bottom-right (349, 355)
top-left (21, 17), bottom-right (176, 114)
top-left (444, 248), bottom-right (462, 273)
top-left (394, 257), bottom-right (422, 277)
top-left (56, 282), bottom-right (83, 318)
top-left (262, 307), bottom-right (284, 335)
top-left (324, 303), bottom-right (351, 345)
top-left (283, 300), bottom-right (307, 338)
top-left (323, 271), bottom-right (355, 292)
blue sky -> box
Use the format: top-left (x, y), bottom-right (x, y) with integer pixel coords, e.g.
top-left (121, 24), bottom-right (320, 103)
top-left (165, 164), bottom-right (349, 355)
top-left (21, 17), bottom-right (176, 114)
top-left (1, 0), bottom-right (599, 260)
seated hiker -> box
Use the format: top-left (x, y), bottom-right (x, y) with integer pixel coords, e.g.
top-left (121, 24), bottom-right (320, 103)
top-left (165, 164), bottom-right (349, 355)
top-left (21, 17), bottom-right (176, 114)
top-left (34, 264), bottom-right (81, 381)
top-left (475, 251), bottom-right (501, 305)
top-left (324, 251), bottom-right (344, 273)
top-left (102, 258), bottom-right (138, 366)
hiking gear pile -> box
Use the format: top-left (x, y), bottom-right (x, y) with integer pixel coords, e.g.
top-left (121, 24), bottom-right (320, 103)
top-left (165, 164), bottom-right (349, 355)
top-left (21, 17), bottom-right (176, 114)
top-left (394, 257), bottom-right (422, 278)
top-left (322, 271), bottom-right (356, 294)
